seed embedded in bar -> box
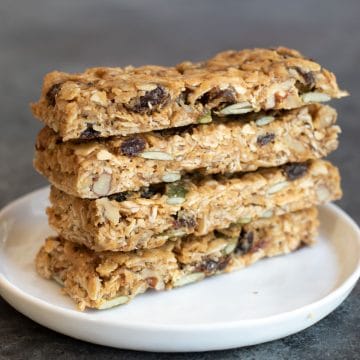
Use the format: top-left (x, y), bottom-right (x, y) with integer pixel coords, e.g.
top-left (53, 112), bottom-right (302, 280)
top-left (301, 92), bottom-right (331, 103)
top-left (139, 151), bottom-right (174, 161)
top-left (217, 102), bottom-right (254, 115)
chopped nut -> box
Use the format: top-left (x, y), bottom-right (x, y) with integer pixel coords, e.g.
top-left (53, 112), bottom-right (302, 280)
top-left (173, 272), bottom-right (205, 287)
top-left (316, 185), bottom-right (331, 202)
top-left (197, 113), bottom-right (212, 124)
top-left (255, 115), bottom-right (275, 126)
top-left (97, 149), bottom-right (112, 161)
top-left (261, 210), bottom-right (273, 218)
top-left (162, 171), bottom-right (181, 182)
top-left (301, 92), bottom-right (331, 103)
top-left (217, 102), bottom-right (253, 115)
top-left (90, 91), bottom-right (107, 106)
top-left (267, 181), bottom-right (289, 195)
top-left (285, 135), bottom-right (306, 153)
top-left (98, 296), bottom-right (129, 309)
top-left (92, 173), bottom-right (112, 196)
top-left (136, 83), bottom-right (158, 92)
top-left (98, 198), bottom-right (120, 224)
top-left (139, 151), bottom-right (173, 161)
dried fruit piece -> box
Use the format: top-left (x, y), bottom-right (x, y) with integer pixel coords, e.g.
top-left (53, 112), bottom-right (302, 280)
top-left (301, 92), bottom-right (331, 103)
top-left (199, 87), bottom-right (236, 106)
top-left (139, 184), bottom-right (164, 199)
top-left (173, 272), bottom-right (205, 287)
top-left (80, 124), bottom-right (101, 139)
top-left (166, 182), bottom-right (188, 205)
top-left (197, 256), bottom-right (230, 275)
top-left (139, 151), bottom-right (173, 161)
top-left (98, 296), bottom-right (129, 309)
top-left (218, 102), bottom-right (253, 115)
top-left (255, 115), bottom-right (274, 126)
top-left (294, 67), bottom-right (316, 92)
top-left (236, 230), bottom-right (254, 254)
top-left (283, 163), bottom-right (308, 181)
top-left (173, 211), bottom-right (196, 229)
top-left (120, 137), bottom-right (146, 156)
top-left (92, 173), bottom-right (112, 196)
top-left (126, 85), bottom-right (169, 114)
top-left (109, 191), bottom-right (130, 202)
top-left (46, 83), bottom-right (61, 106)
top-left (257, 133), bottom-right (275, 146)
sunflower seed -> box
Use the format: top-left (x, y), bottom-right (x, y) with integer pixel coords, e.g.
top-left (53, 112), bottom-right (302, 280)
top-left (98, 296), bottom-right (129, 309)
top-left (173, 272), bottom-right (205, 287)
top-left (301, 92), bottom-right (331, 103)
top-left (139, 151), bottom-right (173, 161)
top-left (218, 102), bottom-right (253, 115)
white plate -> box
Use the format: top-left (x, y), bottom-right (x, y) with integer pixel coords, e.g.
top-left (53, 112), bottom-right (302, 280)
top-left (0, 187), bottom-right (359, 352)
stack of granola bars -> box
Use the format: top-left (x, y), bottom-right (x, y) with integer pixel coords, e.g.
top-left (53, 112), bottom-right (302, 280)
top-left (32, 47), bottom-right (346, 310)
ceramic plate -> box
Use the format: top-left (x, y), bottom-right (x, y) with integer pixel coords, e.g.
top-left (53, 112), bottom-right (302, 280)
top-left (0, 187), bottom-right (359, 352)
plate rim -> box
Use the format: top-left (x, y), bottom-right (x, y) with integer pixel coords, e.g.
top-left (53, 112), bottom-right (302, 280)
top-left (0, 186), bottom-right (359, 332)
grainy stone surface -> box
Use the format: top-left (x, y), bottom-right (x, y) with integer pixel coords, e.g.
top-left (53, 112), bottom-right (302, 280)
top-left (0, 0), bottom-right (359, 358)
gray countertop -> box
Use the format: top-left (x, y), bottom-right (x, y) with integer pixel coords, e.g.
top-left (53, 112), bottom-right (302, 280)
top-left (0, 0), bottom-right (359, 358)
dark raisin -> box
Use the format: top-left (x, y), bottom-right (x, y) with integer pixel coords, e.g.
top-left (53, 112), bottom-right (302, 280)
top-left (108, 191), bottom-right (130, 202)
top-left (197, 256), bottom-right (230, 275)
top-left (140, 184), bottom-right (165, 199)
top-left (257, 133), bottom-right (275, 146)
top-left (236, 230), bottom-right (254, 254)
top-left (294, 67), bottom-right (316, 92)
top-left (198, 87), bottom-right (236, 106)
top-left (126, 86), bottom-right (169, 114)
top-left (120, 137), bottom-right (146, 156)
top-left (173, 211), bottom-right (196, 229)
top-left (46, 83), bottom-right (62, 106)
top-left (283, 162), bottom-right (308, 181)
top-left (80, 124), bottom-right (101, 139)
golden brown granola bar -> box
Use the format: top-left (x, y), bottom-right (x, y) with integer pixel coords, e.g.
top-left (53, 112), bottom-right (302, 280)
top-left (34, 104), bottom-right (340, 198)
top-left (47, 159), bottom-right (340, 252)
top-left (36, 207), bottom-right (318, 310)
top-left (31, 47), bottom-right (347, 140)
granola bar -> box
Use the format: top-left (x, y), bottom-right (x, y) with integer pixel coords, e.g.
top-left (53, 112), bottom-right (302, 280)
top-left (36, 207), bottom-right (318, 310)
top-left (31, 47), bottom-right (347, 140)
top-left (34, 104), bottom-right (340, 198)
top-left (47, 159), bottom-right (341, 252)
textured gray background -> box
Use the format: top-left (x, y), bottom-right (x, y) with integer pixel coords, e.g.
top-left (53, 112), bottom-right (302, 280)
top-left (0, 0), bottom-right (359, 359)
